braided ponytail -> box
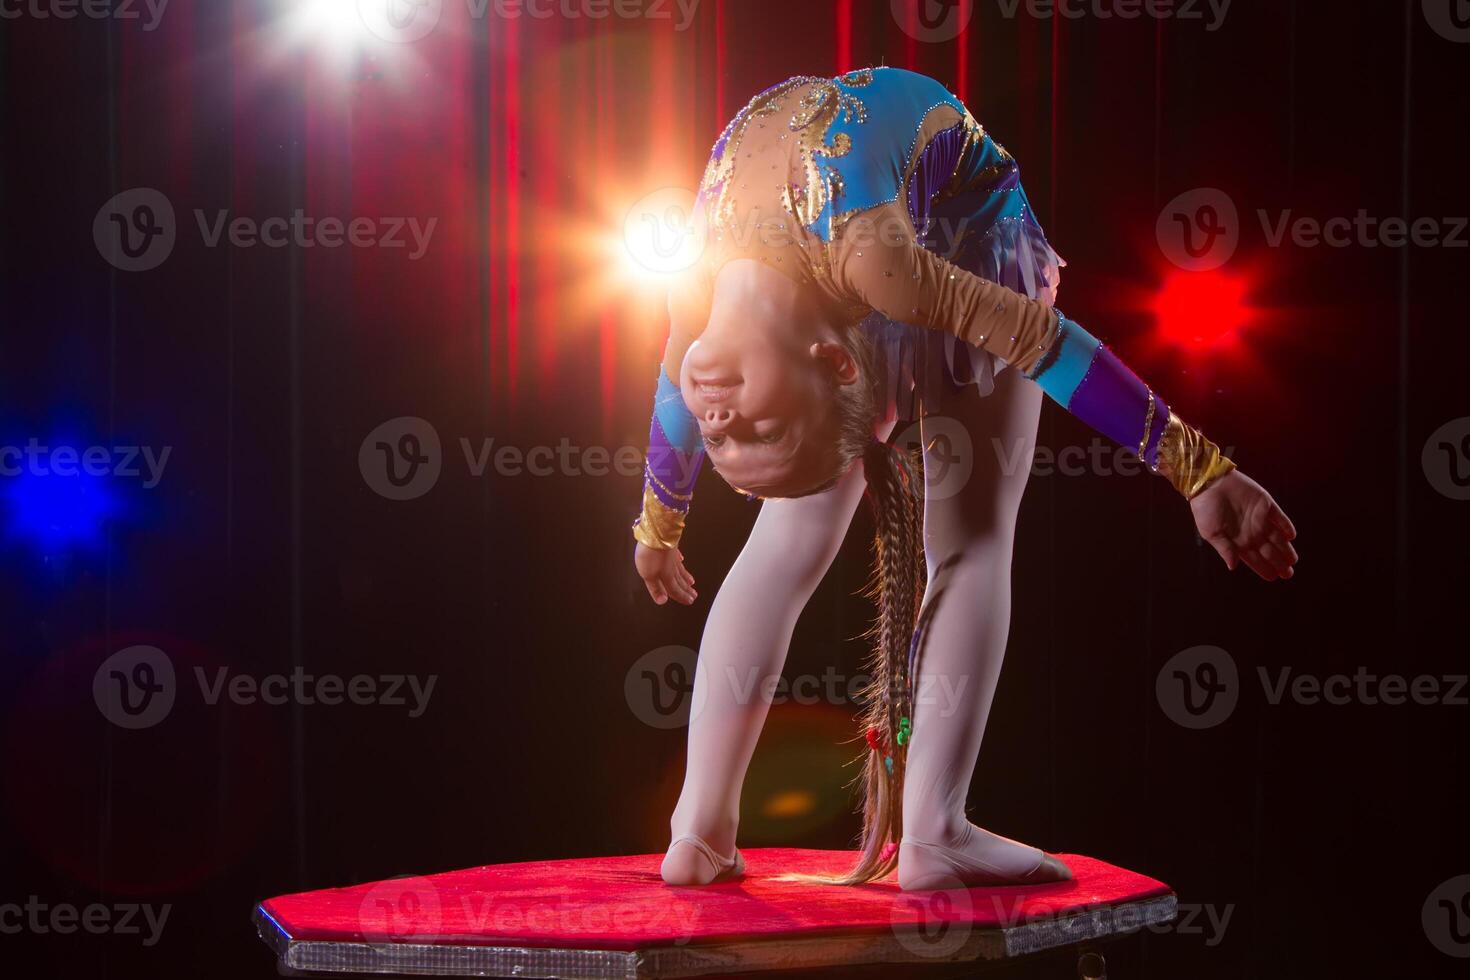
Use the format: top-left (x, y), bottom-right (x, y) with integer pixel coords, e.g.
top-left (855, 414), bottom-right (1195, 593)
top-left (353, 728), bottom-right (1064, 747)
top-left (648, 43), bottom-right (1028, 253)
top-left (828, 436), bottom-right (926, 885)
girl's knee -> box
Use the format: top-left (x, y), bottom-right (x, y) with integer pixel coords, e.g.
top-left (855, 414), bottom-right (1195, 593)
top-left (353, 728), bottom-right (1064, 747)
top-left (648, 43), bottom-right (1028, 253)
top-left (924, 534), bottom-right (1015, 582)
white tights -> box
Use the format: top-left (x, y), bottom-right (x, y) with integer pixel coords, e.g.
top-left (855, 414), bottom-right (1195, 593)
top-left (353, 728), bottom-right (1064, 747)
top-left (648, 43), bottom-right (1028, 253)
top-left (662, 367), bottom-right (1055, 888)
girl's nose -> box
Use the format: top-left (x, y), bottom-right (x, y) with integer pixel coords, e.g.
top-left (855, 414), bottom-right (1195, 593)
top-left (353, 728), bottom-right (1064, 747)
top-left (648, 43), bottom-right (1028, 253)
top-left (704, 407), bottom-right (733, 428)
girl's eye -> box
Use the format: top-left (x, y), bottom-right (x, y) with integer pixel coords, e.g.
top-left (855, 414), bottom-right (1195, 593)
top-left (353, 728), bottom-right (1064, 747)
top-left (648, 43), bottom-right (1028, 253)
top-left (759, 430), bottom-right (786, 445)
top-left (703, 434), bottom-right (726, 449)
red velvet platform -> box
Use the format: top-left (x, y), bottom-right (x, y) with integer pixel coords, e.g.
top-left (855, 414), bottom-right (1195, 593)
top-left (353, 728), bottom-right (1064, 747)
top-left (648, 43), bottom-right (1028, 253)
top-left (254, 848), bottom-right (1175, 978)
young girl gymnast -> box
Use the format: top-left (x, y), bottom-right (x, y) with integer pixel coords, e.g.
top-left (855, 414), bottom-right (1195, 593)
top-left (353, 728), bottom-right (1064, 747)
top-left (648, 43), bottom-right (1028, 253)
top-left (631, 68), bottom-right (1297, 891)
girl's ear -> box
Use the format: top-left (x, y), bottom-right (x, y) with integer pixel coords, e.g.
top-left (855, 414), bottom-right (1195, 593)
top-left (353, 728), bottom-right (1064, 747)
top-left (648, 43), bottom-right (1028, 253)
top-left (809, 341), bottom-right (860, 384)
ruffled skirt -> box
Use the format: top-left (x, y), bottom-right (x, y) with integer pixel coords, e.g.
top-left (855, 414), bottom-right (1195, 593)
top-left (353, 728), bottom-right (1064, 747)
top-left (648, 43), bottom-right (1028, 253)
top-left (860, 167), bottom-right (1063, 423)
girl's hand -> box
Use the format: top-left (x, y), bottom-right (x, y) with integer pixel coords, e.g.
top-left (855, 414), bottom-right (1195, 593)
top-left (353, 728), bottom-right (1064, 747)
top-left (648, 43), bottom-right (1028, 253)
top-left (1190, 469), bottom-right (1299, 581)
top-left (635, 543), bottom-right (698, 605)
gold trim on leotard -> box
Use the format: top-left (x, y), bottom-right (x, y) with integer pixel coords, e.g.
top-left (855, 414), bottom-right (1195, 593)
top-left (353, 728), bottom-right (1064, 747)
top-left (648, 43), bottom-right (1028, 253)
top-left (1156, 413), bottom-right (1237, 499)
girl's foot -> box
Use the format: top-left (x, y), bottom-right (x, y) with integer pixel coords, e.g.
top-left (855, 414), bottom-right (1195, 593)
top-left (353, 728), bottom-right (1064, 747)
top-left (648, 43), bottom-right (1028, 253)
top-left (660, 833), bottom-right (746, 886)
top-left (898, 823), bottom-right (1072, 890)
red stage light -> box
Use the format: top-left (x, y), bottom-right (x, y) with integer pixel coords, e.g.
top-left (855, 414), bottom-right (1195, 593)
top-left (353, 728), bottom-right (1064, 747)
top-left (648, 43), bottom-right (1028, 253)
top-left (1151, 270), bottom-right (1253, 350)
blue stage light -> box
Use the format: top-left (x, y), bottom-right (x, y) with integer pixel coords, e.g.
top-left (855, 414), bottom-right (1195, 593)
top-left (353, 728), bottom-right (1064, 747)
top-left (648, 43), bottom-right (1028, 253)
top-left (2, 469), bottom-right (116, 553)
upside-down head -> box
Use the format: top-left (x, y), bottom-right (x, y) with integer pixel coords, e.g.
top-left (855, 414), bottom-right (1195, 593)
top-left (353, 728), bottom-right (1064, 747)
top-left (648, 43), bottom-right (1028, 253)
top-left (678, 259), bottom-right (877, 498)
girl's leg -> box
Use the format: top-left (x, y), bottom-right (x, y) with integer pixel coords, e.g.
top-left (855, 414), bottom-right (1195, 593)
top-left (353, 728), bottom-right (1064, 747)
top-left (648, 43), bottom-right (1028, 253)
top-left (898, 363), bottom-right (1070, 888)
top-left (662, 452), bottom-right (876, 884)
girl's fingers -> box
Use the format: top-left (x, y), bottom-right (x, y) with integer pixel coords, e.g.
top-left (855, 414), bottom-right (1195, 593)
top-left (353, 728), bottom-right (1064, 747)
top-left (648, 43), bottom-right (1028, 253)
top-left (666, 574), bottom-right (696, 605)
top-left (647, 580), bottom-right (669, 605)
top-left (1257, 541), bottom-right (1293, 579)
top-left (1268, 533), bottom-right (1298, 566)
top-left (1239, 547), bottom-right (1277, 581)
top-left (1271, 507), bottom-right (1298, 540)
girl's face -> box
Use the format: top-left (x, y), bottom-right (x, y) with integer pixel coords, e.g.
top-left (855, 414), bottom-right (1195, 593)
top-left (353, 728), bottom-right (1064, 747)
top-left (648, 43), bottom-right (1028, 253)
top-left (679, 324), bottom-right (839, 497)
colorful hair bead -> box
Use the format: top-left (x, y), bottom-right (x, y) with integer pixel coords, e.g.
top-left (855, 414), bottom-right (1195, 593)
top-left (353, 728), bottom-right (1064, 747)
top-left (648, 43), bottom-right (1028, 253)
top-left (864, 727), bottom-right (884, 753)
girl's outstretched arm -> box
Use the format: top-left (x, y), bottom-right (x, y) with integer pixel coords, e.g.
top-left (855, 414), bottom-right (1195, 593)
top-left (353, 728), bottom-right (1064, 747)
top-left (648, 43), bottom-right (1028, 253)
top-left (632, 288), bottom-right (706, 605)
top-left (834, 230), bottom-right (1298, 580)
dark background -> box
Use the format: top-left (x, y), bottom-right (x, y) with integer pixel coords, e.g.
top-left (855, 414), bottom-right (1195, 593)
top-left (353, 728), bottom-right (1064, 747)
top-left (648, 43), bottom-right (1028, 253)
top-left (2, 1), bottom-right (1467, 977)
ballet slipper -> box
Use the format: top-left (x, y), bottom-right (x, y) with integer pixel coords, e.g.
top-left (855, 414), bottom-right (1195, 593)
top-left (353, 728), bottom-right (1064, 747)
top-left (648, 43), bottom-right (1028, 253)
top-left (897, 832), bottom-right (1072, 891)
top-left (660, 833), bottom-right (746, 886)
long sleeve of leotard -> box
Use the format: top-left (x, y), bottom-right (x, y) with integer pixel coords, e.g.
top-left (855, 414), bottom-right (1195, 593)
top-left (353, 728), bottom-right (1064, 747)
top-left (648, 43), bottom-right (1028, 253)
top-left (632, 278), bottom-right (712, 550)
top-left (830, 207), bottom-right (1235, 497)
top-left (632, 367), bottom-right (705, 550)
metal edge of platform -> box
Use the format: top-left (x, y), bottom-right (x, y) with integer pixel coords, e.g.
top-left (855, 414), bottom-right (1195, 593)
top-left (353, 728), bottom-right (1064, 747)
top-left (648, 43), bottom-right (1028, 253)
top-left (637, 893), bottom-right (1178, 978)
top-left (253, 892), bottom-right (1178, 979)
top-left (254, 905), bottom-right (642, 979)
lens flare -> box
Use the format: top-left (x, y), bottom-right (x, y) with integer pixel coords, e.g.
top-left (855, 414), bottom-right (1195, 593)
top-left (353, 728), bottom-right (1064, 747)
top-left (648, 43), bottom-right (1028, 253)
top-left (1151, 269), bottom-right (1253, 350)
top-left (620, 187), bottom-right (707, 281)
top-left (289, 0), bottom-right (370, 55)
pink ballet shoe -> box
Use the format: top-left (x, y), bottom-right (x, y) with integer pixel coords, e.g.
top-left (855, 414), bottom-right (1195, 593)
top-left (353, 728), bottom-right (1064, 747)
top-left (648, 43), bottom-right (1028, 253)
top-left (898, 836), bottom-right (1072, 891)
top-left (661, 833), bottom-right (746, 886)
